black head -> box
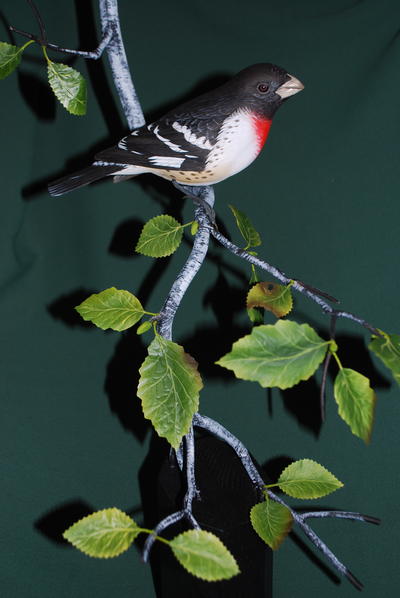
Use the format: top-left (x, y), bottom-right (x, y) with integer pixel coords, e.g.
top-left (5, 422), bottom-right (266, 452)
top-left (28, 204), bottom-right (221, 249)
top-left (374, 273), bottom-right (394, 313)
top-left (227, 63), bottom-right (304, 118)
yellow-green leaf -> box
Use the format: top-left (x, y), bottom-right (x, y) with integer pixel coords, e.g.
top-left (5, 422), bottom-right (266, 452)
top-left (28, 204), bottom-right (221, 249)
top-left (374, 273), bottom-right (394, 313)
top-left (137, 336), bottom-right (202, 449)
top-left (250, 499), bottom-right (293, 550)
top-left (216, 320), bottom-right (329, 389)
top-left (334, 368), bottom-right (376, 443)
top-left (278, 459), bottom-right (343, 499)
top-left (75, 287), bottom-right (144, 331)
top-left (136, 320), bottom-right (153, 335)
top-left (369, 332), bottom-right (400, 387)
top-left (169, 530), bottom-right (239, 581)
top-left (47, 61), bottom-right (87, 115)
top-left (63, 508), bottom-right (140, 558)
top-left (229, 204), bottom-right (261, 249)
top-left (136, 215), bottom-right (184, 257)
top-left (247, 282), bottom-right (293, 318)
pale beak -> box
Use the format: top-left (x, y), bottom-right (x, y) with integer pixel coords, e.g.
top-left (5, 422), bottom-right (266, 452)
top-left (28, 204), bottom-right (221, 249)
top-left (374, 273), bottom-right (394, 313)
top-left (276, 74), bottom-right (304, 99)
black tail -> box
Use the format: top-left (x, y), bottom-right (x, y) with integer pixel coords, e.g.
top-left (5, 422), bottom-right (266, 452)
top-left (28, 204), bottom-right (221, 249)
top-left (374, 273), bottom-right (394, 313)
top-left (48, 165), bottom-right (117, 197)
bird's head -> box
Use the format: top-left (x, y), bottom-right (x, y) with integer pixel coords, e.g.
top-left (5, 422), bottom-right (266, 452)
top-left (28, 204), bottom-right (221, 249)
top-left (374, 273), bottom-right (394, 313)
top-left (230, 63), bottom-right (304, 119)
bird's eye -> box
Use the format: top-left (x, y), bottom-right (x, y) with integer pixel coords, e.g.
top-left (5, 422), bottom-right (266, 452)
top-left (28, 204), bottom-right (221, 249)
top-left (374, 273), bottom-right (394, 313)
top-left (257, 83), bottom-right (269, 93)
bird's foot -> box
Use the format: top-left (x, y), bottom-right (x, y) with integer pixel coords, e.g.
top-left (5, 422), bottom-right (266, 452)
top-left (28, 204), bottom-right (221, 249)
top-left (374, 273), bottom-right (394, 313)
top-left (173, 182), bottom-right (217, 228)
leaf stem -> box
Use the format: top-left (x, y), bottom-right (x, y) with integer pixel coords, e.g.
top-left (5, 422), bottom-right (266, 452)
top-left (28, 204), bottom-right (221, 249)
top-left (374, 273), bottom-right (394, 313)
top-left (41, 44), bottom-right (51, 64)
top-left (19, 39), bottom-right (35, 53)
top-left (331, 349), bottom-right (343, 371)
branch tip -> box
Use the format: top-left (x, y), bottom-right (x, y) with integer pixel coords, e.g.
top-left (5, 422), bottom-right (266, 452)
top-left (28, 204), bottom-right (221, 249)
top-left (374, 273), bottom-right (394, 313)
top-left (345, 569), bottom-right (364, 591)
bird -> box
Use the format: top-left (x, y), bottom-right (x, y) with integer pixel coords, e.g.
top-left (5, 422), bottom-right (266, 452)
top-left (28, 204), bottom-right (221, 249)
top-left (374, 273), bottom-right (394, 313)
top-left (48, 63), bottom-right (303, 197)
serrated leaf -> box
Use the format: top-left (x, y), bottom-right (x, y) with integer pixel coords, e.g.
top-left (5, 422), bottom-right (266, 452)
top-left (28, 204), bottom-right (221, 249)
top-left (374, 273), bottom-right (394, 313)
top-left (369, 332), bottom-right (400, 386)
top-left (250, 499), bottom-right (293, 550)
top-left (47, 61), bottom-right (87, 115)
top-left (136, 215), bottom-right (184, 257)
top-left (334, 368), bottom-right (376, 443)
top-left (0, 42), bottom-right (22, 79)
top-left (137, 336), bottom-right (202, 448)
top-left (169, 530), bottom-right (239, 581)
top-left (75, 287), bottom-right (144, 331)
top-left (278, 459), bottom-right (343, 499)
top-left (63, 508), bottom-right (140, 558)
top-left (229, 204), bottom-right (261, 249)
top-left (247, 282), bottom-right (293, 318)
top-left (216, 320), bottom-right (329, 389)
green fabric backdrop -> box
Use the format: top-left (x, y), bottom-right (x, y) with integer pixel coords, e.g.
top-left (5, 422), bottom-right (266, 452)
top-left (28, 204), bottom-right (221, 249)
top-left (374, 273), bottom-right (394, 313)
top-left (2, 0), bottom-right (399, 596)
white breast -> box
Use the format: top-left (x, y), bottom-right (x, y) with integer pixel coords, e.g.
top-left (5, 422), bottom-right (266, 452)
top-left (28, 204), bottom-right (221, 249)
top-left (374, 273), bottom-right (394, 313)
top-left (205, 109), bottom-right (259, 179)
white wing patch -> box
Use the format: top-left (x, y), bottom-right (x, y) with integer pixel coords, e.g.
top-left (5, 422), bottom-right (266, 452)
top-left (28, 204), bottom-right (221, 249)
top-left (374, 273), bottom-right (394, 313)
top-left (152, 125), bottom-right (186, 153)
top-left (118, 137), bottom-right (143, 153)
top-left (172, 121), bottom-right (214, 150)
top-left (148, 156), bottom-right (186, 167)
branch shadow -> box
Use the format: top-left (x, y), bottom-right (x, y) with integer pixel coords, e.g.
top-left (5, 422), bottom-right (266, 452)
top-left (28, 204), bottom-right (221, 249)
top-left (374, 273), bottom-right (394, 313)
top-left (139, 430), bottom-right (272, 598)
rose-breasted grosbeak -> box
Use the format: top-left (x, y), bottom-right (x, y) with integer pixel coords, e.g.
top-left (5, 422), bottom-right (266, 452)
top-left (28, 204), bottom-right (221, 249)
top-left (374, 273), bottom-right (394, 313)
top-left (48, 63), bottom-right (303, 196)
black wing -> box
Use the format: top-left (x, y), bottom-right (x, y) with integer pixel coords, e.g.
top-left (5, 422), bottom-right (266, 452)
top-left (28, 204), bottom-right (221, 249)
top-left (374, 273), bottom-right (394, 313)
top-left (96, 85), bottom-right (237, 172)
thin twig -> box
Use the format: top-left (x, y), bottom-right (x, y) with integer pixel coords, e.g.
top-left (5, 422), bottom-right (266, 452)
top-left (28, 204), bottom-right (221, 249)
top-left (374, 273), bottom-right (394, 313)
top-left (320, 313), bottom-right (339, 421)
top-left (10, 20), bottom-right (113, 59)
top-left (27, 0), bottom-right (47, 43)
top-left (211, 227), bottom-right (381, 336)
top-left (300, 510), bottom-right (381, 524)
top-left (46, 27), bottom-right (113, 59)
top-left (193, 413), bottom-right (375, 589)
top-left (142, 429), bottom-right (201, 562)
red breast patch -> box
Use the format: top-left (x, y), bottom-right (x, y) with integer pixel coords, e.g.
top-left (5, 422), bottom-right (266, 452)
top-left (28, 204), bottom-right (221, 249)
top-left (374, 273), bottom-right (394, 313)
top-left (252, 116), bottom-right (272, 152)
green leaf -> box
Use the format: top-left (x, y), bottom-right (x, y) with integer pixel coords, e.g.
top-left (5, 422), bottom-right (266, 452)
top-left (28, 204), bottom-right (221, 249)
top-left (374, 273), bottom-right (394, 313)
top-left (191, 221), bottom-right (199, 236)
top-left (75, 287), bottom-right (145, 331)
top-left (47, 61), bottom-right (87, 115)
top-left (247, 282), bottom-right (293, 318)
top-left (229, 204), bottom-right (261, 249)
top-left (169, 530), bottom-right (239, 581)
top-left (369, 332), bottom-right (400, 386)
top-left (0, 42), bottom-right (23, 79)
top-left (249, 264), bottom-right (259, 285)
top-left (277, 459), bottom-right (343, 499)
top-left (136, 320), bottom-right (153, 335)
top-left (334, 368), bottom-right (376, 443)
top-left (250, 499), bottom-right (293, 550)
top-left (216, 320), bottom-right (329, 389)
top-left (247, 306), bottom-right (264, 324)
top-left (137, 336), bottom-right (202, 449)
top-left (63, 508), bottom-right (140, 558)
top-left (136, 215), bottom-right (184, 257)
